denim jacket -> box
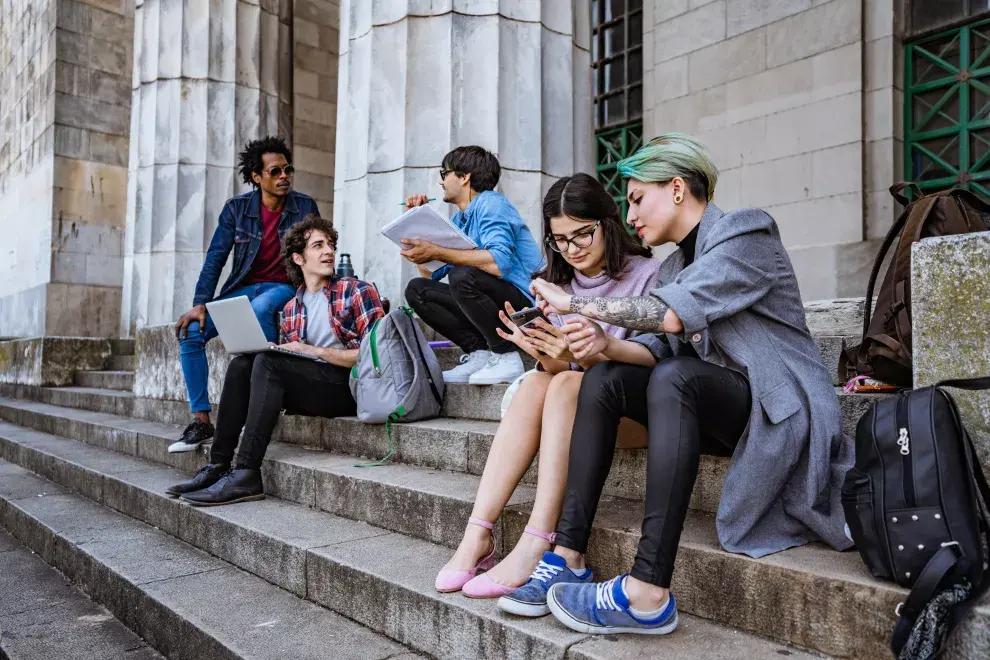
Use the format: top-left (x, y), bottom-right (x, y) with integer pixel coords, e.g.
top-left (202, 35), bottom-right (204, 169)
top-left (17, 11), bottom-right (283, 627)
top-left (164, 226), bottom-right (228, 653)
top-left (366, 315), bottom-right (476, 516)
top-left (193, 189), bottom-right (321, 306)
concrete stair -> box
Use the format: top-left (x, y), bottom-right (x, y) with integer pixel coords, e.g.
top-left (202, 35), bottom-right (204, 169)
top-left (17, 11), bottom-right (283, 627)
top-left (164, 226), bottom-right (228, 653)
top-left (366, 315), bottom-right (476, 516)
top-left (1, 396), bottom-right (988, 658)
top-left (108, 355), bottom-right (136, 371)
top-left (0, 387), bottom-right (885, 514)
top-left (0, 527), bottom-right (164, 660)
top-left (0, 425), bottom-right (827, 660)
top-left (73, 370), bottom-right (135, 391)
top-left (0, 459), bottom-right (417, 660)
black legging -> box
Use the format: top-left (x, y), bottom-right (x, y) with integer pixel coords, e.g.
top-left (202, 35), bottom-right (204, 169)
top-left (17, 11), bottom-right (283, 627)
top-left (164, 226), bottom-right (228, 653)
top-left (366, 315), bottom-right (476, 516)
top-left (555, 357), bottom-right (751, 587)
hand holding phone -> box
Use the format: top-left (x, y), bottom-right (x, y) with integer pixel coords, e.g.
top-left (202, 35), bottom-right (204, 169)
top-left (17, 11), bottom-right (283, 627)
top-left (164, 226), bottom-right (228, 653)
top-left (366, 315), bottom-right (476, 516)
top-left (508, 306), bottom-right (548, 329)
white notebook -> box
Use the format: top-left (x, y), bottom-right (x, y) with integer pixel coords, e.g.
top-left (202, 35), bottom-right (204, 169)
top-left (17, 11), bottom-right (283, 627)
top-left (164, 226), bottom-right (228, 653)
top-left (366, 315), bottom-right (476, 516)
top-left (381, 205), bottom-right (478, 272)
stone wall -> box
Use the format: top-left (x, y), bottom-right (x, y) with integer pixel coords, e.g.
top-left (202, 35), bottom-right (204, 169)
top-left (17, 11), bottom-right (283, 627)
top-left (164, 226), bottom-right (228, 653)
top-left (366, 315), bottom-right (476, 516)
top-left (644, 0), bottom-right (905, 301)
top-left (912, 232), bottom-right (990, 474)
top-left (0, 0), bottom-right (57, 337)
top-left (0, 0), bottom-right (132, 338)
top-left (292, 0), bottom-right (339, 218)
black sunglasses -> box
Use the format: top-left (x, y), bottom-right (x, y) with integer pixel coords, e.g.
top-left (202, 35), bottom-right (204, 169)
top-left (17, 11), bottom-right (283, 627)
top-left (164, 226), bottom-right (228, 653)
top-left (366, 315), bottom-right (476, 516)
top-left (263, 165), bottom-right (295, 178)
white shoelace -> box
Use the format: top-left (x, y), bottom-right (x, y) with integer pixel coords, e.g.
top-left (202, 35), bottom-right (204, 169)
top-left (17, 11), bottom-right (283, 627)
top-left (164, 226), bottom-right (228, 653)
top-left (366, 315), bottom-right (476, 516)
top-left (595, 576), bottom-right (623, 612)
top-left (531, 560), bottom-right (562, 584)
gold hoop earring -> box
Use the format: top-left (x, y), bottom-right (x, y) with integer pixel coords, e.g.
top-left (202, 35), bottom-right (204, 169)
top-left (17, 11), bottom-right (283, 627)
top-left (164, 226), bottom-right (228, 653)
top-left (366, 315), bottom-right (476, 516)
top-left (674, 194), bottom-right (683, 204)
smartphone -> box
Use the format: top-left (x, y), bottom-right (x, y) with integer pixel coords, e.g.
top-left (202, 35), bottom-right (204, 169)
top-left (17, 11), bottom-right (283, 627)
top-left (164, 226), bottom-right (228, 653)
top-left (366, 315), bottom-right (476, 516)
top-left (508, 306), bottom-right (548, 328)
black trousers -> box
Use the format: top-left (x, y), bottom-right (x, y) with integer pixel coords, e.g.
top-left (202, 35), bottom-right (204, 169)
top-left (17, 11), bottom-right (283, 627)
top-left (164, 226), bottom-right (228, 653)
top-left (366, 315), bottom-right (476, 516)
top-left (210, 352), bottom-right (355, 469)
top-left (555, 357), bottom-right (751, 588)
top-left (404, 266), bottom-right (531, 354)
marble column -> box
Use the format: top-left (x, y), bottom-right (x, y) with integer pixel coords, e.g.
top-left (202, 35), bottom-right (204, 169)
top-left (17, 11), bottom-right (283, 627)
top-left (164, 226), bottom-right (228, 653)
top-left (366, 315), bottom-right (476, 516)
top-left (332, 0), bottom-right (594, 304)
top-left (121, 0), bottom-right (292, 336)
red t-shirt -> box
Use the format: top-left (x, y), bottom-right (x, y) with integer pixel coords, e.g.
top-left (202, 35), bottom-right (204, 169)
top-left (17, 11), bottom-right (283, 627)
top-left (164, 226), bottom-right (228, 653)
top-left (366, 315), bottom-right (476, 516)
top-left (244, 204), bottom-right (290, 284)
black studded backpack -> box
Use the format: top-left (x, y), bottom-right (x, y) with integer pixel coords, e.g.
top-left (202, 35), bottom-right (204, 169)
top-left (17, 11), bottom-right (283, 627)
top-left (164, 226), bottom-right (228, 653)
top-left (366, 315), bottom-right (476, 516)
top-left (842, 377), bottom-right (990, 659)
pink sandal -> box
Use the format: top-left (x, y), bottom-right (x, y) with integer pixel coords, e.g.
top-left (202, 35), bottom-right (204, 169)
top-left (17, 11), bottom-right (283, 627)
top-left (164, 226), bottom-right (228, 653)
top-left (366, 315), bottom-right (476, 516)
top-left (462, 526), bottom-right (556, 599)
top-left (435, 517), bottom-right (496, 593)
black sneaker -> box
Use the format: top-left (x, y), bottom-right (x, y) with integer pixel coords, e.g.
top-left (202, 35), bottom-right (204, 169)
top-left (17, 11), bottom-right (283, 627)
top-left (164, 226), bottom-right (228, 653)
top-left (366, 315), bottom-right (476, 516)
top-left (180, 467), bottom-right (264, 507)
top-left (164, 462), bottom-right (230, 498)
top-left (168, 420), bottom-right (215, 453)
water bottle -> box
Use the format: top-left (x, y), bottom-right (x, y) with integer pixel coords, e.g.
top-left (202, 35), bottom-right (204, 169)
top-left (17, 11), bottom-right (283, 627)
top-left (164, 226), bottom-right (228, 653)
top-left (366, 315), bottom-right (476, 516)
top-left (336, 253), bottom-right (356, 278)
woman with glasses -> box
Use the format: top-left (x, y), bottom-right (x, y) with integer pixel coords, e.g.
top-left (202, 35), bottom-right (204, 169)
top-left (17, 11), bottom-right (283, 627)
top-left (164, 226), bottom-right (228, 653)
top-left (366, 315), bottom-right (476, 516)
top-left (434, 173), bottom-right (662, 611)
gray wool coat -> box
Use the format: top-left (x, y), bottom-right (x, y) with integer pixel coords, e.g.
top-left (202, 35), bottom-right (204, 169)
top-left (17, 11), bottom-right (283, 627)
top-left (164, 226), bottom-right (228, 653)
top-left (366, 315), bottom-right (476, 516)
top-left (634, 203), bottom-right (854, 558)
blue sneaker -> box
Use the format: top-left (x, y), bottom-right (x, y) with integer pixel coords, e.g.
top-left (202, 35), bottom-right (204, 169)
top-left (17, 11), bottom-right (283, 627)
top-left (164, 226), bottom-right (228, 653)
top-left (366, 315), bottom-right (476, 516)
top-left (497, 552), bottom-right (593, 617)
top-left (547, 575), bottom-right (678, 635)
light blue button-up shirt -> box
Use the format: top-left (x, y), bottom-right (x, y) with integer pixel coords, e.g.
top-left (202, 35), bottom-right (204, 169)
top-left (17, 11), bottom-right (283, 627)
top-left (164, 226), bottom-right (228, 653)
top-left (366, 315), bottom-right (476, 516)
top-left (432, 190), bottom-right (544, 301)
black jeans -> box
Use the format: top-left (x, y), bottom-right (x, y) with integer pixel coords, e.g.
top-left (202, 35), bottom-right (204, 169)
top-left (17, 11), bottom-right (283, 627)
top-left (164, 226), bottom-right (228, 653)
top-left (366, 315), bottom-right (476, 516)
top-left (404, 266), bottom-right (531, 354)
top-left (210, 352), bottom-right (355, 469)
top-left (555, 357), bottom-right (751, 588)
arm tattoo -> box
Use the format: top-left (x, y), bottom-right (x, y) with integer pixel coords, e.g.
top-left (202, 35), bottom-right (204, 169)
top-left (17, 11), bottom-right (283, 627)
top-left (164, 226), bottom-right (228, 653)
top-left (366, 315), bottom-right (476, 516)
top-left (568, 295), bottom-right (669, 332)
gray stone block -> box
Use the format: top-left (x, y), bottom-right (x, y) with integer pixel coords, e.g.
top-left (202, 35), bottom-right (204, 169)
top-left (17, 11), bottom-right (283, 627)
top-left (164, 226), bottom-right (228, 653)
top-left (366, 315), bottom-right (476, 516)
top-left (912, 233), bottom-right (990, 473)
top-left (0, 337), bottom-right (111, 386)
top-left (73, 370), bottom-right (134, 390)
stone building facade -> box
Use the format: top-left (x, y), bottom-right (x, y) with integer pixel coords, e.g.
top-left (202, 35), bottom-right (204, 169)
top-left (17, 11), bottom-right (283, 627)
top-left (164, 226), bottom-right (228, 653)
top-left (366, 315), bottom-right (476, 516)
top-left (0, 0), bottom-right (986, 337)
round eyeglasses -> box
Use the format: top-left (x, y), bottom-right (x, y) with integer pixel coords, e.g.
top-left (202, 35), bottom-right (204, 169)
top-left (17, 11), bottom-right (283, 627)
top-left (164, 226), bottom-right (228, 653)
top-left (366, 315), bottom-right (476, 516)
top-left (546, 220), bottom-right (601, 253)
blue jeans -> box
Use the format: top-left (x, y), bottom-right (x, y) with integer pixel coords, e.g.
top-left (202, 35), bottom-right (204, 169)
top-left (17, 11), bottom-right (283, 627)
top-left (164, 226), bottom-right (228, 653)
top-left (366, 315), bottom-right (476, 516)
top-left (178, 282), bottom-right (296, 413)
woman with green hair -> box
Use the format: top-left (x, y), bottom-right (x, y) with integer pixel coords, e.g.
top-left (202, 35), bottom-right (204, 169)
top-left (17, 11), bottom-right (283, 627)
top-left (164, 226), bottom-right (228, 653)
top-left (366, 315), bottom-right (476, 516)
top-left (517, 132), bottom-right (852, 636)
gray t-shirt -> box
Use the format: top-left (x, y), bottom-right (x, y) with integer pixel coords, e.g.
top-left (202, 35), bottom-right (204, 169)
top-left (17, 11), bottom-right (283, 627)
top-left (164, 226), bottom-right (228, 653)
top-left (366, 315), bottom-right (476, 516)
top-left (302, 290), bottom-right (345, 350)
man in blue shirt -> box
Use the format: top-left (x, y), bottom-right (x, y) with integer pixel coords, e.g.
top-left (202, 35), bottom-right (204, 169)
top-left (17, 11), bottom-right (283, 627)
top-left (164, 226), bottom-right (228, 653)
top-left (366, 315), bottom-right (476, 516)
top-left (403, 146), bottom-right (543, 385)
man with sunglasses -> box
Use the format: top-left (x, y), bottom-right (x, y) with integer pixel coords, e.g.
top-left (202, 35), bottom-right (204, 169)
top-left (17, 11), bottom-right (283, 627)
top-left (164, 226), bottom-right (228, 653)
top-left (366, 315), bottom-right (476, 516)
top-left (169, 136), bottom-right (320, 454)
top-left (403, 146), bottom-right (543, 385)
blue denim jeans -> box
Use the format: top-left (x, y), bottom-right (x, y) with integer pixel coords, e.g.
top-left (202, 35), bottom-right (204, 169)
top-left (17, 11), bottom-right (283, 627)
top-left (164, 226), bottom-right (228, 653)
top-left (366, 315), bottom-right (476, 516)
top-left (178, 282), bottom-right (297, 413)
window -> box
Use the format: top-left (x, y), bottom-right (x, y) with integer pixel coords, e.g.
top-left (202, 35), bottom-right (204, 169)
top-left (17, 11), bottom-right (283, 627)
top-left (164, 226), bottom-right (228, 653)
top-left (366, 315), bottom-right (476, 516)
top-left (592, 0), bottom-right (644, 221)
top-left (904, 17), bottom-right (990, 197)
top-left (909, 0), bottom-right (990, 37)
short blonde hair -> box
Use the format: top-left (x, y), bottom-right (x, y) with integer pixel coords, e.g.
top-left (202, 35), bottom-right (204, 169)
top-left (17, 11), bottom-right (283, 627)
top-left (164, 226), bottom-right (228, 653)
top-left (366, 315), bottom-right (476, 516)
top-left (617, 132), bottom-right (719, 202)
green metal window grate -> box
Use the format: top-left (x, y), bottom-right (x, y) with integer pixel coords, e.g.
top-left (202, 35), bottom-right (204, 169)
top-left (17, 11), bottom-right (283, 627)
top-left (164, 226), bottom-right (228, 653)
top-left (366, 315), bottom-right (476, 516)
top-left (904, 17), bottom-right (990, 198)
top-left (595, 122), bottom-right (643, 219)
top-left (592, 0), bottom-right (644, 224)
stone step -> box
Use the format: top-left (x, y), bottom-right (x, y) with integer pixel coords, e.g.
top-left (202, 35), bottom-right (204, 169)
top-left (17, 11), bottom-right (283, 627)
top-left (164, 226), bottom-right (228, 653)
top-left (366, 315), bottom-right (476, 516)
top-left (4, 410), bottom-right (985, 659)
top-left (108, 339), bottom-right (135, 356)
top-left (0, 426), bottom-right (828, 660)
top-left (0, 389), bottom-right (888, 514)
top-left (432, 330), bottom-right (855, 388)
top-left (108, 355), bottom-right (136, 371)
top-left (0, 528), bottom-right (164, 660)
top-left (72, 370), bottom-right (134, 392)
top-left (0, 459), bottom-right (415, 660)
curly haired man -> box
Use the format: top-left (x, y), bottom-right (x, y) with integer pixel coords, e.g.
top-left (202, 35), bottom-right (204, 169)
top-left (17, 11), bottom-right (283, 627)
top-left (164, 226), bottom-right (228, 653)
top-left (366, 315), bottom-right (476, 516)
top-left (170, 136), bottom-right (320, 453)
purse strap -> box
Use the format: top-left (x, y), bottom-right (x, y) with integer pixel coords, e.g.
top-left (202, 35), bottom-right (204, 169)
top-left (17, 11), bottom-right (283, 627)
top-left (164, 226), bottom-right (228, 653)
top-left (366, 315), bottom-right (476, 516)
top-left (936, 376), bottom-right (990, 390)
top-left (890, 544), bottom-right (968, 656)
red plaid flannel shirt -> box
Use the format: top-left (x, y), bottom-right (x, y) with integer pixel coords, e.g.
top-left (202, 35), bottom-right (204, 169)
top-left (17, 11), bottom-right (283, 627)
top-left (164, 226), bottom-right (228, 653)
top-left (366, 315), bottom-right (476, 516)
top-left (279, 277), bottom-right (384, 349)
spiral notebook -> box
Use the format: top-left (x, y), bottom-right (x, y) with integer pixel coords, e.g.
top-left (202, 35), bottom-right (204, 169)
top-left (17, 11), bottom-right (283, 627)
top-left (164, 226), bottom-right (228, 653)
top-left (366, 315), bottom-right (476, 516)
top-left (382, 205), bottom-right (477, 272)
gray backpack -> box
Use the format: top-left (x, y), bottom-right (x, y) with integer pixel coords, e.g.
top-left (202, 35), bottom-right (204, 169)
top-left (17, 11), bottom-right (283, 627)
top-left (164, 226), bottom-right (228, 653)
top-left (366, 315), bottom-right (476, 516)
top-left (349, 307), bottom-right (444, 465)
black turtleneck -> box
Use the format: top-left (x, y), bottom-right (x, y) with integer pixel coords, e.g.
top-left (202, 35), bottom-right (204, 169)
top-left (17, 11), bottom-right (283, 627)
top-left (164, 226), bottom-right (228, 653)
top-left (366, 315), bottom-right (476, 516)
top-left (678, 223), bottom-right (701, 266)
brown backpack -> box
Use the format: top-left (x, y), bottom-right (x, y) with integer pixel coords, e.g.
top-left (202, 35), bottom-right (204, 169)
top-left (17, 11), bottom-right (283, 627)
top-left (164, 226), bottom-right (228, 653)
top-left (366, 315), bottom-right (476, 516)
top-left (839, 183), bottom-right (990, 387)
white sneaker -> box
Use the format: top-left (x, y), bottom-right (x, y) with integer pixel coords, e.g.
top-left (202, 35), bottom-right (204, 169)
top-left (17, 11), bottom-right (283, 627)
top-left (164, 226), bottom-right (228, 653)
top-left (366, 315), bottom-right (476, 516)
top-left (468, 352), bottom-right (525, 385)
top-left (442, 350), bottom-right (492, 383)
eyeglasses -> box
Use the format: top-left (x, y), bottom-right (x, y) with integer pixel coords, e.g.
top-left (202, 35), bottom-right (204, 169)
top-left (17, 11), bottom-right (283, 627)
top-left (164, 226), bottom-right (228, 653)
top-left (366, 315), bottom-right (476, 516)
top-left (546, 220), bottom-right (601, 253)
top-left (263, 165), bottom-right (295, 178)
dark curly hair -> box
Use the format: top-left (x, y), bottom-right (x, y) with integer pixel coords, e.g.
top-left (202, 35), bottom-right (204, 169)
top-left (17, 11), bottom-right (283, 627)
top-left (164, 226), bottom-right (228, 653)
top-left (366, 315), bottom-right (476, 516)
top-left (281, 214), bottom-right (338, 286)
top-left (238, 136), bottom-right (293, 186)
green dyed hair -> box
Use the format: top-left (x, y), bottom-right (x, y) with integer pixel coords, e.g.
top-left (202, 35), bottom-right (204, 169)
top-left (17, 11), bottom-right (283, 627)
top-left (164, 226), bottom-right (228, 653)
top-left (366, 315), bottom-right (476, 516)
top-left (616, 132), bottom-right (719, 202)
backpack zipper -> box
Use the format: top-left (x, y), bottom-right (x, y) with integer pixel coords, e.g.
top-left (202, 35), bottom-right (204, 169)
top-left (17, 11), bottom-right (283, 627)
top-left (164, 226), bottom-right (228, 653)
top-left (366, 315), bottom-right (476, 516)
top-left (896, 395), bottom-right (914, 507)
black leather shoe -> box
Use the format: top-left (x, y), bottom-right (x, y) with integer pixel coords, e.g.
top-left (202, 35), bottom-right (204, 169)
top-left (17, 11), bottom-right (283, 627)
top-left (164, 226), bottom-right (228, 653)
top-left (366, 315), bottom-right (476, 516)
top-left (165, 463), bottom-right (229, 497)
top-left (180, 467), bottom-right (264, 507)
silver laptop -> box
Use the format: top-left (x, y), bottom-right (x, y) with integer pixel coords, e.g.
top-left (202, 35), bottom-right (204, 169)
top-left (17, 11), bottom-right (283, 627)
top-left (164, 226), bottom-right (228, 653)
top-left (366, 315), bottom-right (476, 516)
top-left (205, 296), bottom-right (324, 362)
